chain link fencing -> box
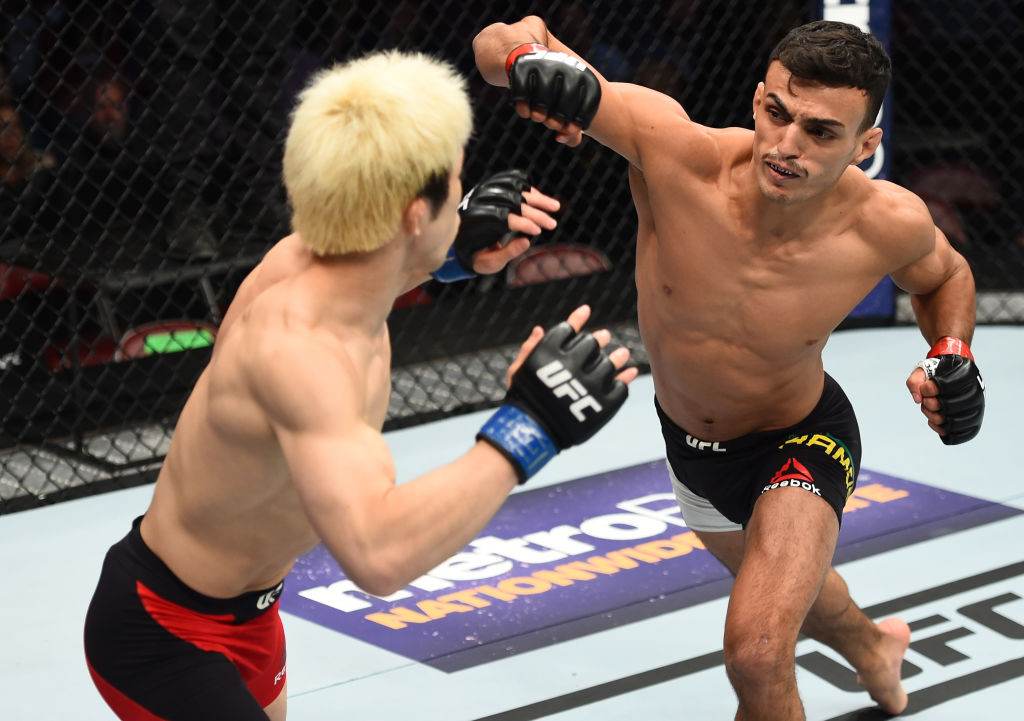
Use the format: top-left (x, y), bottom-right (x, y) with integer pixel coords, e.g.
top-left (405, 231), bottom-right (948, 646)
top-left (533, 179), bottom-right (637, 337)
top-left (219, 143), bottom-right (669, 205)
top-left (2, 0), bottom-right (1021, 511)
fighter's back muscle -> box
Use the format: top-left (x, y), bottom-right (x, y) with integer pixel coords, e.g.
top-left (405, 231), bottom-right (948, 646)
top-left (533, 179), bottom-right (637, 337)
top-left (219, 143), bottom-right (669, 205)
top-left (173, 280), bottom-right (388, 493)
top-left (146, 243), bottom-right (391, 595)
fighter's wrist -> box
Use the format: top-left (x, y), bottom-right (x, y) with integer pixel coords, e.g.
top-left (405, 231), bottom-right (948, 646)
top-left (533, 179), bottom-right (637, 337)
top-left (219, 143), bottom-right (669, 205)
top-left (927, 336), bottom-right (974, 361)
top-left (476, 404), bottom-right (558, 483)
top-left (430, 247), bottom-right (475, 283)
top-left (505, 43), bottom-right (549, 75)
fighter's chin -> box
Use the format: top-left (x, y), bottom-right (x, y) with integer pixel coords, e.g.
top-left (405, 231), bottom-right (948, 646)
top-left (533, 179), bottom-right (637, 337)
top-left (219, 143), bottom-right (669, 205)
top-left (757, 179), bottom-right (799, 206)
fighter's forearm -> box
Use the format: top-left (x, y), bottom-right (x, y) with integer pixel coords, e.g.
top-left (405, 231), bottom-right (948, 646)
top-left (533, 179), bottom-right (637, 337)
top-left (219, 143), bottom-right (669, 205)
top-left (473, 15), bottom-right (551, 87)
top-left (909, 254), bottom-right (977, 347)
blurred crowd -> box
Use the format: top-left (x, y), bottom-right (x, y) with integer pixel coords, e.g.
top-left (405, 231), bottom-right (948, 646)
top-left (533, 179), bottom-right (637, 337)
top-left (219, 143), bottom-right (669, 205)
top-left (1, 0), bottom-right (1022, 282)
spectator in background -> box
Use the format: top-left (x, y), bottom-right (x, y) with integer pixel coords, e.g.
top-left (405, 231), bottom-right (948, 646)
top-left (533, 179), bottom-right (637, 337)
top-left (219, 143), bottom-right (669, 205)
top-left (0, 60), bottom-right (12, 105)
top-left (0, 101), bottom-right (59, 367)
top-left (2, 2), bottom-right (86, 151)
top-left (891, 0), bottom-right (1023, 253)
top-left (50, 73), bottom-right (166, 250)
top-left (83, 75), bottom-right (130, 151)
top-left (550, 1), bottom-right (631, 83)
top-left (0, 102), bottom-right (56, 244)
top-left (629, 0), bottom-right (705, 101)
top-left (141, 0), bottom-right (299, 258)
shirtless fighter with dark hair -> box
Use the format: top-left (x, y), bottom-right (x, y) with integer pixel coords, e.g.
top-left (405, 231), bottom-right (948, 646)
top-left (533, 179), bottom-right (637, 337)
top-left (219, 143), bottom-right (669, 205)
top-left (473, 17), bottom-right (985, 719)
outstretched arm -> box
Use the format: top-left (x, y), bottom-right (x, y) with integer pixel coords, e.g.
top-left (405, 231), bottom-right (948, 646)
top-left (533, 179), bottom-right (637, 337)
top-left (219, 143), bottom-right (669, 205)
top-left (260, 307), bottom-right (636, 596)
top-left (473, 15), bottom-right (695, 169)
top-left (474, 15), bottom-right (552, 88)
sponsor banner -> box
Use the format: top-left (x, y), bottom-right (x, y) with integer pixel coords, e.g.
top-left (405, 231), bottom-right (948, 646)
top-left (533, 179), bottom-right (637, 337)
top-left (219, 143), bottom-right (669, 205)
top-left (281, 461), bottom-right (1020, 671)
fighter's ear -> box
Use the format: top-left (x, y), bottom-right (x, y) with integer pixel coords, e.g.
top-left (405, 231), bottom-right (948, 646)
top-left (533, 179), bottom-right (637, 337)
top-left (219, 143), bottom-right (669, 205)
top-left (852, 127), bottom-right (883, 166)
top-left (752, 82), bottom-right (766, 119)
top-left (402, 197), bottom-right (429, 237)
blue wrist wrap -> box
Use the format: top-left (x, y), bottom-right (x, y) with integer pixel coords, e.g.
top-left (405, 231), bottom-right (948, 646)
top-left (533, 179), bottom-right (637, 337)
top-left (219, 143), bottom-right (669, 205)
top-left (430, 247), bottom-right (475, 283)
top-left (477, 404), bottom-right (558, 483)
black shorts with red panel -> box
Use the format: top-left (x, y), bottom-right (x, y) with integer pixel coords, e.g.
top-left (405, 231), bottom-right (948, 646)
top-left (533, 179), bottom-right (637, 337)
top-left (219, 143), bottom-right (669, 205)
top-left (83, 516), bottom-right (287, 720)
top-left (657, 372), bottom-right (861, 527)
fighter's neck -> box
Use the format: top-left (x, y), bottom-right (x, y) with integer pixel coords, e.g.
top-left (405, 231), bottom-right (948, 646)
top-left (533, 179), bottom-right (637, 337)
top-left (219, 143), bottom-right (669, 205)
top-left (735, 165), bottom-right (844, 242)
top-left (296, 252), bottom-right (407, 334)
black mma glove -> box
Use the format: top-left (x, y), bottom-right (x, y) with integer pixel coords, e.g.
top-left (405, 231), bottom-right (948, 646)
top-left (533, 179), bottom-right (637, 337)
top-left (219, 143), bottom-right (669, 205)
top-left (916, 336), bottom-right (985, 445)
top-left (477, 321), bottom-right (629, 482)
top-left (505, 43), bottom-right (602, 129)
top-left (431, 169), bottom-right (532, 282)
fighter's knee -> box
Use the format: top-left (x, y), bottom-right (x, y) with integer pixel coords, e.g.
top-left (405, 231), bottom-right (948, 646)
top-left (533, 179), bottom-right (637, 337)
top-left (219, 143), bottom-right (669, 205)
top-left (723, 630), bottom-right (795, 688)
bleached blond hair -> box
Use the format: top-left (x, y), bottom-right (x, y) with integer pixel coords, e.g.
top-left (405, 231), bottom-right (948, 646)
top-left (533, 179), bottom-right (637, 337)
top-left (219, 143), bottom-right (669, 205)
top-left (283, 51), bottom-right (473, 256)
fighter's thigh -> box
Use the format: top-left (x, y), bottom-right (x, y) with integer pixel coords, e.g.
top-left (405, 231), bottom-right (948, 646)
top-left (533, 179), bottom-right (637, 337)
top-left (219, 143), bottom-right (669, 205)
top-left (668, 464), bottom-right (746, 571)
top-left (91, 646), bottom-right (271, 720)
top-left (726, 487), bottom-right (840, 639)
top-left (692, 528), bottom-right (745, 575)
top-left (265, 680), bottom-right (287, 721)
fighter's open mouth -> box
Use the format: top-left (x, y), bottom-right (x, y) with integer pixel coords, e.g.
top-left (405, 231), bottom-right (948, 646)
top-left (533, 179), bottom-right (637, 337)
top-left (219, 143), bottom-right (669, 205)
top-left (767, 162), bottom-right (798, 177)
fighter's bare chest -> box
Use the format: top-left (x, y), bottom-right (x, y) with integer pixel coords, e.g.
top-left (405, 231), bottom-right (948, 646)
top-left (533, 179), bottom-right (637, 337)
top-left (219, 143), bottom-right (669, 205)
top-left (638, 194), bottom-right (881, 335)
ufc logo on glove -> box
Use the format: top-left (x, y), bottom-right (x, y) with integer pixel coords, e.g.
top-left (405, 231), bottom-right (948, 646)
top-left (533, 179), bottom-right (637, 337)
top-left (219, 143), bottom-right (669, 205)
top-left (536, 360), bottom-right (603, 421)
top-left (477, 321), bottom-right (628, 482)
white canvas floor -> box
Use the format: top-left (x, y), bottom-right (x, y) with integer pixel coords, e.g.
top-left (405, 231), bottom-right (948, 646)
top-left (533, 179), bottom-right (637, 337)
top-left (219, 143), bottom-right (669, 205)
top-left (3, 325), bottom-right (1022, 720)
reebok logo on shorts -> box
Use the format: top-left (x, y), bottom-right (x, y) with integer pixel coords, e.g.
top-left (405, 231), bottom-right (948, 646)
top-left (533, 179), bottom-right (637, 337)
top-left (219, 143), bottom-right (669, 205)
top-left (762, 458), bottom-right (821, 497)
top-left (778, 433), bottom-right (855, 498)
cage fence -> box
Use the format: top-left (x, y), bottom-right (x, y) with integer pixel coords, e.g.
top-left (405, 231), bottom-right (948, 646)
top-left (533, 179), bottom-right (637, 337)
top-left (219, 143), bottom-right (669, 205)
top-left (1, 0), bottom-right (1021, 511)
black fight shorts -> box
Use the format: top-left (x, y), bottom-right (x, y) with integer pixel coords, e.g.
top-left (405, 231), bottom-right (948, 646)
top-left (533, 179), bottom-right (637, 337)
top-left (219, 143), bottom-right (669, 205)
top-left (83, 516), bottom-right (287, 720)
top-left (657, 373), bottom-right (861, 528)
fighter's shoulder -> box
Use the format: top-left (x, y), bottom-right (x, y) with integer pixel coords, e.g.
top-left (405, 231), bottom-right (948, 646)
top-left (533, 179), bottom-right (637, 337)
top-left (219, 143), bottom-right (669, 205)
top-left (253, 321), bottom-right (360, 384)
top-left (857, 176), bottom-right (935, 247)
top-left (233, 315), bottom-right (366, 428)
top-left (709, 126), bottom-right (754, 158)
top-left (679, 125), bottom-right (750, 178)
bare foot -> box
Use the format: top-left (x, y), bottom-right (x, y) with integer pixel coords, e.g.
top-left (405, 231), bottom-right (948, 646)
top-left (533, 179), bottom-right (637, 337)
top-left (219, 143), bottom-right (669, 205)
top-left (857, 617), bottom-right (911, 714)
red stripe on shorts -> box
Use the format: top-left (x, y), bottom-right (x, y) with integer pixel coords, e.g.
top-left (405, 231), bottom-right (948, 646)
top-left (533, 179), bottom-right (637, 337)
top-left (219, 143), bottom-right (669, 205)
top-left (136, 581), bottom-right (286, 706)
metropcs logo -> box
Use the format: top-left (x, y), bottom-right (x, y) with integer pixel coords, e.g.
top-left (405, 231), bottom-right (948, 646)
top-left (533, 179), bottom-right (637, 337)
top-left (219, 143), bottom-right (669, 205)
top-left (298, 489), bottom-right (693, 625)
top-left (536, 359), bottom-right (603, 421)
top-left (281, 463), bottom-right (960, 670)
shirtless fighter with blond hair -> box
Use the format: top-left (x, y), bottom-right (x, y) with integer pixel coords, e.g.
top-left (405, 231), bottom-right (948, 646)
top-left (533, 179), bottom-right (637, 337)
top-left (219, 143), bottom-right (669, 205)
top-left (83, 51), bottom-right (637, 720)
top-left (473, 17), bottom-right (985, 720)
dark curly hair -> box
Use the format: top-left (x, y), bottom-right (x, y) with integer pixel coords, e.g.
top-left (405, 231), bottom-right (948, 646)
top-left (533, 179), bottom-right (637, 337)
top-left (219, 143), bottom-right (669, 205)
top-left (768, 20), bottom-right (891, 132)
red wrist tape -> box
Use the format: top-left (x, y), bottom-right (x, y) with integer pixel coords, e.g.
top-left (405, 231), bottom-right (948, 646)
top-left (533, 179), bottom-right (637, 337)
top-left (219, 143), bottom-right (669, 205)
top-left (505, 43), bottom-right (549, 75)
top-left (927, 336), bottom-right (974, 361)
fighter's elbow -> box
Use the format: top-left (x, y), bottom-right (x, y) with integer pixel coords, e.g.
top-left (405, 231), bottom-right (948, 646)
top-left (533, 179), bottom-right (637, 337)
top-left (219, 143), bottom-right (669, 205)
top-left (326, 534), bottom-right (417, 597)
top-left (348, 572), bottom-right (405, 599)
top-left (337, 558), bottom-right (408, 598)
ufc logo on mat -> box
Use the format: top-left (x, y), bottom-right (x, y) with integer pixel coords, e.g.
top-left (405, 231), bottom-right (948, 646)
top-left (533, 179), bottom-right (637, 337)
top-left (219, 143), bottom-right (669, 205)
top-left (537, 360), bottom-right (603, 421)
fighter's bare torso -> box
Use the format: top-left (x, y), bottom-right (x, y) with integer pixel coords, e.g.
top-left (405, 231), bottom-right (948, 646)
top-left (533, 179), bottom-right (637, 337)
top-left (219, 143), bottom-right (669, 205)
top-left (140, 236), bottom-right (393, 598)
top-left (631, 126), bottom-right (924, 440)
